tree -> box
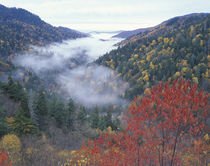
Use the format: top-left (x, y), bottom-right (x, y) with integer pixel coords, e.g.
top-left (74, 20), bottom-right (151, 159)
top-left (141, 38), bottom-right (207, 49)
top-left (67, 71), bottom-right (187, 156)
top-left (104, 109), bottom-right (112, 128)
top-left (124, 79), bottom-right (208, 166)
top-left (77, 80), bottom-right (208, 166)
top-left (7, 107), bottom-right (37, 135)
top-left (54, 100), bottom-right (66, 128)
top-left (3, 75), bottom-right (25, 102)
top-left (90, 106), bottom-right (100, 129)
top-left (6, 74), bottom-right (18, 100)
top-left (0, 149), bottom-right (12, 166)
top-left (66, 98), bottom-right (75, 129)
top-left (0, 134), bottom-right (21, 165)
top-left (48, 94), bottom-right (58, 117)
top-left (0, 107), bottom-right (8, 138)
top-left (19, 93), bottom-right (30, 118)
top-left (98, 116), bottom-right (106, 130)
top-left (32, 88), bottom-right (48, 129)
top-left (77, 107), bottom-right (87, 122)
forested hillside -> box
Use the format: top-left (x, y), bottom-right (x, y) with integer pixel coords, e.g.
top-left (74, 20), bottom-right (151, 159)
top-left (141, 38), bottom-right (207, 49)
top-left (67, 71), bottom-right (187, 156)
top-left (0, 10), bottom-right (209, 165)
top-left (0, 3), bottom-right (88, 94)
top-left (0, 4), bottom-right (87, 60)
top-left (0, 73), bottom-right (123, 165)
top-left (97, 13), bottom-right (210, 99)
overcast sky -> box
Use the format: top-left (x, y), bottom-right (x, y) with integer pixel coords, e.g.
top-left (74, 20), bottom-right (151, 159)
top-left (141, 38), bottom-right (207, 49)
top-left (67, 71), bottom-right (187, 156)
top-left (1, 0), bottom-right (209, 32)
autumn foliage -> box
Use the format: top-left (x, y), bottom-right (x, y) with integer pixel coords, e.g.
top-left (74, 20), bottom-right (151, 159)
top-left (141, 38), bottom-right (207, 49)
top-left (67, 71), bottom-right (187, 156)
top-left (0, 150), bottom-right (11, 166)
top-left (75, 80), bottom-right (208, 166)
top-left (0, 134), bottom-right (21, 165)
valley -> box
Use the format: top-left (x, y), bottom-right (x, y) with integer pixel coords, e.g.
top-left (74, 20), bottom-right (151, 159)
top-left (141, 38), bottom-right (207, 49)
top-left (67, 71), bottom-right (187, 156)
top-left (0, 3), bottom-right (209, 166)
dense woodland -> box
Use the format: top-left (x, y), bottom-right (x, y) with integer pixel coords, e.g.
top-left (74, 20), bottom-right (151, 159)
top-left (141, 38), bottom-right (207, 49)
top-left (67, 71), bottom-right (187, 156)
top-left (0, 4), bottom-right (87, 61)
top-left (97, 13), bottom-right (210, 99)
top-left (0, 5), bottom-right (209, 166)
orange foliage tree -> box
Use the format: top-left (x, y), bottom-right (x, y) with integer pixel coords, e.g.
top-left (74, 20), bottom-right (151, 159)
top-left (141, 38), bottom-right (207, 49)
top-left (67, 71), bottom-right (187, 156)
top-left (76, 80), bottom-right (208, 166)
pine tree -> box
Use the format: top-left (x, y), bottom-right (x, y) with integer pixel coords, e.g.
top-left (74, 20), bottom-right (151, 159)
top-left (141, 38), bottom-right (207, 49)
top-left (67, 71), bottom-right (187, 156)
top-left (19, 94), bottom-right (30, 118)
top-left (98, 116), bottom-right (106, 130)
top-left (49, 95), bottom-right (69, 128)
top-left (105, 109), bottom-right (112, 128)
top-left (90, 106), bottom-right (100, 129)
top-left (32, 88), bottom-right (48, 129)
top-left (77, 107), bottom-right (87, 122)
top-left (7, 74), bottom-right (18, 100)
top-left (66, 98), bottom-right (75, 130)
top-left (8, 107), bottom-right (37, 135)
top-left (54, 100), bottom-right (66, 127)
top-left (0, 107), bottom-right (8, 138)
top-left (48, 94), bottom-right (58, 117)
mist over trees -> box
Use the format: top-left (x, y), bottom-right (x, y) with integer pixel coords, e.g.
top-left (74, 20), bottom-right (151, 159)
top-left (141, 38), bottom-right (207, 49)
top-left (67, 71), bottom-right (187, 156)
top-left (0, 6), bottom-right (209, 166)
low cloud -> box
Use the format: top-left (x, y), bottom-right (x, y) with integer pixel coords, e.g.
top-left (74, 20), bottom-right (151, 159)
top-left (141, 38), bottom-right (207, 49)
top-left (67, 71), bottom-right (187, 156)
top-left (13, 34), bottom-right (128, 107)
top-left (58, 65), bottom-right (128, 106)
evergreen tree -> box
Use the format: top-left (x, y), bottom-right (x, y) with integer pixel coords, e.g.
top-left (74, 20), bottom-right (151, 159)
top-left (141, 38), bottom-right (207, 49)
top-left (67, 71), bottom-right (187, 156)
top-left (66, 98), bottom-right (75, 130)
top-left (32, 88), bottom-right (48, 129)
top-left (98, 116), bottom-right (106, 130)
top-left (19, 94), bottom-right (30, 118)
top-left (49, 95), bottom-right (69, 128)
top-left (112, 118), bottom-right (121, 131)
top-left (8, 107), bottom-right (37, 135)
top-left (7, 74), bottom-right (18, 100)
top-left (90, 106), bottom-right (100, 129)
top-left (54, 100), bottom-right (66, 127)
top-left (105, 109), bottom-right (112, 127)
top-left (77, 107), bottom-right (87, 122)
top-left (7, 74), bottom-right (14, 88)
top-left (48, 94), bottom-right (58, 117)
top-left (0, 107), bottom-right (8, 138)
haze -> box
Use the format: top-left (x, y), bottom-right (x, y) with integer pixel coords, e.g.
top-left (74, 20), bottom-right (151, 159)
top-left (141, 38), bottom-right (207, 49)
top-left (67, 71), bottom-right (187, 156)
top-left (13, 33), bottom-right (128, 107)
top-left (1, 0), bottom-right (209, 31)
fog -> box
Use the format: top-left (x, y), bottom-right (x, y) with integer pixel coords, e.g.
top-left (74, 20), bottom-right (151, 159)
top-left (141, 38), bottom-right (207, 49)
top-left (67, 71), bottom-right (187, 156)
top-left (13, 33), bottom-right (128, 107)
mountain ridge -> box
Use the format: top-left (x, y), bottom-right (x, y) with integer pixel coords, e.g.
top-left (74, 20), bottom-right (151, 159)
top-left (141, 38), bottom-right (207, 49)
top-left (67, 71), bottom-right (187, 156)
top-left (112, 27), bottom-right (152, 38)
top-left (96, 13), bottom-right (210, 99)
top-left (0, 4), bottom-right (87, 60)
top-left (118, 13), bottom-right (209, 47)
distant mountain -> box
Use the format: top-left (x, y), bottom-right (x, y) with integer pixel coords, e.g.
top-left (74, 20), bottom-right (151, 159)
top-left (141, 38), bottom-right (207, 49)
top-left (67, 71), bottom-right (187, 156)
top-left (118, 13), bottom-right (210, 47)
top-left (89, 30), bottom-right (123, 34)
top-left (112, 27), bottom-right (152, 38)
top-left (0, 4), bottom-right (87, 59)
top-left (57, 26), bottom-right (89, 37)
top-left (96, 13), bottom-right (210, 99)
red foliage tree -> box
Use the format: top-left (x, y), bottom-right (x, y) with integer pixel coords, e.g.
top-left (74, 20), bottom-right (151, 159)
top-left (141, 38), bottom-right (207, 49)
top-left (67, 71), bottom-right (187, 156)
top-left (78, 80), bottom-right (208, 166)
top-left (0, 149), bottom-right (12, 166)
top-left (124, 79), bottom-right (208, 166)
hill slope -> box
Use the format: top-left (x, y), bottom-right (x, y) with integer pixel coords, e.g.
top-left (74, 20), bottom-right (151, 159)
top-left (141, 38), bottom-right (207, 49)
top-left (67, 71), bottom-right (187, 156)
top-left (112, 27), bottom-right (152, 38)
top-left (96, 13), bottom-right (210, 99)
top-left (0, 4), bottom-right (87, 59)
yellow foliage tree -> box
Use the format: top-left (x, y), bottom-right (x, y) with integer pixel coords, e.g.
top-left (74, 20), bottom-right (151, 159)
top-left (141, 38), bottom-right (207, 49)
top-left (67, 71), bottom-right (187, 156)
top-left (149, 62), bottom-right (155, 69)
top-left (174, 71), bottom-right (181, 78)
top-left (189, 25), bottom-right (194, 37)
top-left (133, 54), bottom-right (138, 58)
top-left (143, 74), bottom-right (149, 81)
top-left (0, 134), bottom-right (21, 164)
top-left (182, 67), bottom-right (188, 75)
top-left (200, 40), bottom-right (204, 47)
top-left (192, 77), bottom-right (199, 84)
top-left (158, 36), bottom-right (163, 42)
top-left (182, 60), bottom-right (188, 67)
top-left (146, 54), bottom-right (150, 61)
top-left (169, 37), bottom-right (174, 46)
top-left (151, 40), bottom-right (157, 46)
top-left (163, 38), bottom-right (169, 45)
